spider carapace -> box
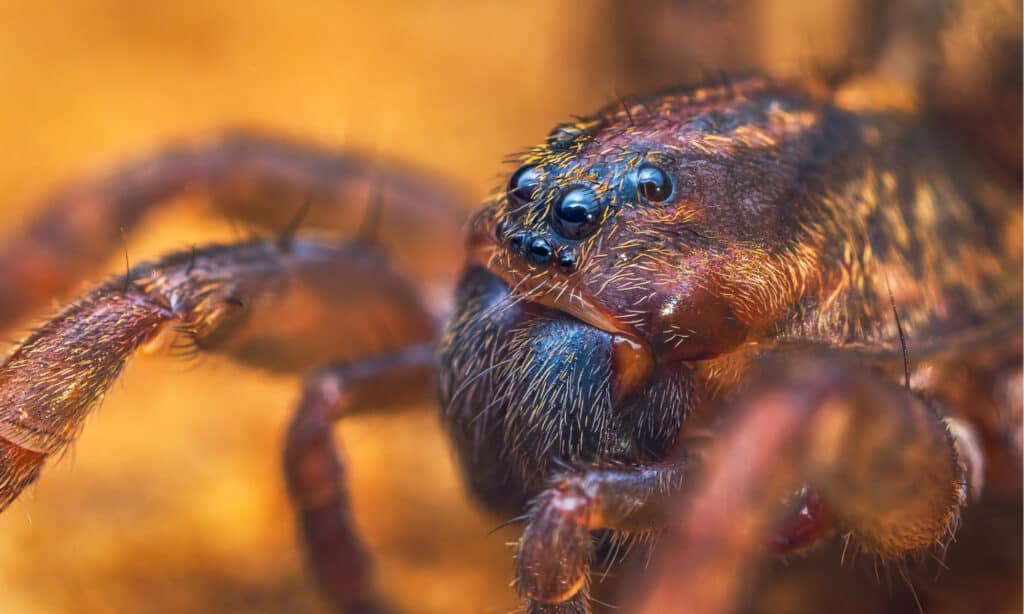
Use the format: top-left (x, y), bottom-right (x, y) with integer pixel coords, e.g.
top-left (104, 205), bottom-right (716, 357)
top-left (0, 39), bottom-right (1019, 614)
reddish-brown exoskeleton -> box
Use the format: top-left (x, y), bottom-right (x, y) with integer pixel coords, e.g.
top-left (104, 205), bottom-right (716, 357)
top-left (0, 11), bottom-right (1020, 614)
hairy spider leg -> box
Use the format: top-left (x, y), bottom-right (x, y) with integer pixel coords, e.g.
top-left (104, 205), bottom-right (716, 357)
top-left (635, 349), bottom-right (971, 614)
top-left (0, 132), bottom-right (469, 325)
top-left (0, 237), bottom-right (438, 612)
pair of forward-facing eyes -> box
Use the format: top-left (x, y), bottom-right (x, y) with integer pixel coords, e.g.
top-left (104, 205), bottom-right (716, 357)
top-left (505, 163), bottom-right (674, 241)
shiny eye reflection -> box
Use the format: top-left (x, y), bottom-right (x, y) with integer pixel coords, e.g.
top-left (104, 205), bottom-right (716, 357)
top-left (637, 164), bottom-right (673, 202)
top-left (552, 186), bottom-right (603, 240)
top-left (508, 165), bottom-right (541, 206)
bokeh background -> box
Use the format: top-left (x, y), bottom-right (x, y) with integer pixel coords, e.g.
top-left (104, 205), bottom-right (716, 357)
top-left (0, 2), bottom-right (1015, 613)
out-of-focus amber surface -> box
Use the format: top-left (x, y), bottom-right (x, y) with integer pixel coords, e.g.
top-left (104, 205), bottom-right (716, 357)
top-left (0, 2), bottom-right (900, 613)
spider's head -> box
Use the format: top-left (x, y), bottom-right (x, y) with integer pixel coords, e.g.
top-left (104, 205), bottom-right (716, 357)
top-left (468, 79), bottom-right (831, 385)
top-left (440, 78), bottom-right (834, 498)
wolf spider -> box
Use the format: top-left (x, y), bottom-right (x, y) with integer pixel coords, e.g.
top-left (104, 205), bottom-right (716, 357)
top-left (0, 4), bottom-right (1021, 614)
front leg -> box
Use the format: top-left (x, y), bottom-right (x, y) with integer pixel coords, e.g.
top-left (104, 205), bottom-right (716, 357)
top-left (516, 460), bottom-right (691, 613)
top-left (637, 349), bottom-right (970, 613)
top-left (518, 347), bottom-right (977, 614)
top-left (0, 236), bottom-right (440, 613)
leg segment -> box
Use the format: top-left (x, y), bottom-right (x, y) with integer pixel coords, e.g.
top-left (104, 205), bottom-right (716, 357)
top-left (0, 132), bottom-right (469, 324)
top-left (0, 236), bottom-right (436, 510)
top-left (284, 346), bottom-right (434, 613)
top-left (516, 460), bottom-right (691, 613)
top-left (635, 349), bottom-right (966, 614)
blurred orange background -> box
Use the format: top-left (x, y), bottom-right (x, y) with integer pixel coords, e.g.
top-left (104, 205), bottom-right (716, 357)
top-left (0, 2), bottom-right (908, 613)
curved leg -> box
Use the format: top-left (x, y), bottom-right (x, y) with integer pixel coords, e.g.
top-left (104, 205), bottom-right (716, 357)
top-left (635, 349), bottom-right (968, 614)
top-left (0, 234), bottom-right (440, 613)
top-left (516, 461), bottom-right (691, 613)
top-left (517, 348), bottom-right (977, 614)
top-left (0, 132), bottom-right (469, 324)
top-left (284, 346), bottom-right (434, 613)
top-left (0, 236), bottom-right (436, 511)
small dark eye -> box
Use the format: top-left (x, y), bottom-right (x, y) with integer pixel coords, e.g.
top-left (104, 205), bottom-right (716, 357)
top-left (637, 165), bottom-right (673, 202)
top-left (552, 186), bottom-right (604, 240)
top-left (546, 123), bottom-right (583, 152)
top-left (555, 250), bottom-right (577, 273)
top-left (526, 236), bottom-right (553, 266)
top-left (508, 165), bottom-right (541, 205)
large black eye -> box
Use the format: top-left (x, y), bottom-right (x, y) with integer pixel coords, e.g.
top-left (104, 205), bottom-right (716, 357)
top-left (508, 165), bottom-right (541, 206)
top-left (552, 186), bottom-right (603, 240)
top-left (637, 165), bottom-right (673, 202)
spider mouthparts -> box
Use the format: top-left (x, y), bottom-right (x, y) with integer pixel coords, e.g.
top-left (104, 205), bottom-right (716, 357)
top-left (468, 240), bottom-right (655, 407)
top-left (611, 334), bottom-right (653, 405)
